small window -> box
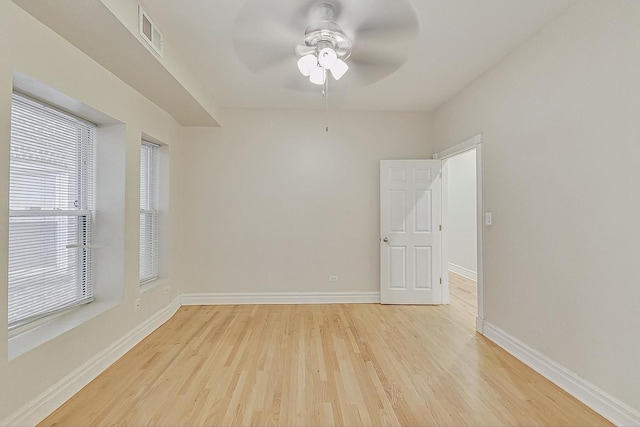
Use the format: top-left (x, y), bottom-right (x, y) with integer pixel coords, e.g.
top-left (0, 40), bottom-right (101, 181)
top-left (139, 141), bottom-right (159, 284)
top-left (8, 92), bottom-right (95, 330)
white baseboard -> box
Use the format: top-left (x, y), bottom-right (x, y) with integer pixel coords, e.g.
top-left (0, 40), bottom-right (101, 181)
top-left (2, 297), bottom-right (181, 427)
top-left (181, 291), bottom-right (381, 306)
top-left (483, 321), bottom-right (640, 426)
top-left (449, 263), bottom-right (477, 281)
top-left (475, 316), bottom-right (484, 333)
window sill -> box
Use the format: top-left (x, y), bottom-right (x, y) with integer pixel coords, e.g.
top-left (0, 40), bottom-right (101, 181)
top-left (139, 277), bottom-right (168, 294)
top-left (8, 300), bottom-right (119, 361)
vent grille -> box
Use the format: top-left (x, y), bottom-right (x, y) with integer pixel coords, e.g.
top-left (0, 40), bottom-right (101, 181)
top-left (138, 5), bottom-right (163, 56)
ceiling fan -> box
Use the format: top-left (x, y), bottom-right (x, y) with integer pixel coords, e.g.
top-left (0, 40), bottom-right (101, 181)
top-left (294, 3), bottom-right (352, 85)
top-left (232, 0), bottom-right (420, 92)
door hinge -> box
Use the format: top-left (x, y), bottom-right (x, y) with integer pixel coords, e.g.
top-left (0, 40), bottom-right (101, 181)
top-left (439, 277), bottom-right (442, 284)
top-left (439, 224), bottom-right (442, 231)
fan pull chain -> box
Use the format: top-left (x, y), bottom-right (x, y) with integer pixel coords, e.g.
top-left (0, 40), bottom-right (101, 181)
top-left (324, 71), bottom-right (329, 132)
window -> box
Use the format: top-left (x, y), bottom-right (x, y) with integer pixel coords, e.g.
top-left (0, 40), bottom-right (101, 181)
top-left (8, 92), bottom-right (95, 330)
top-left (139, 141), bottom-right (159, 284)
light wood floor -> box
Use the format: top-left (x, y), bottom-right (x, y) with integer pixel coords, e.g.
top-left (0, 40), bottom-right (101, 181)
top-left (40, 274), bottom-right (610, 426)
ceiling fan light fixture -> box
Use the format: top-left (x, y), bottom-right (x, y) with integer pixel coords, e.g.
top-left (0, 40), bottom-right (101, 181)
top-left (330, 58), bottom-right (349, 80)
top-left (318, 47), bottom-right (337, 69)
top-left (297, 54), bottom-right (317, 77)
top-left (309, 66), bottom-right (326, 85)
top-left (295, 4), bottom-right (352, 86)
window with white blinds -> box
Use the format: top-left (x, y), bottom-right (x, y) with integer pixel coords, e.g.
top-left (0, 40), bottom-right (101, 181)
top-left (8, 92), bottom-right (95, 330)
top-left (139, 141), bottom-right (159, 284)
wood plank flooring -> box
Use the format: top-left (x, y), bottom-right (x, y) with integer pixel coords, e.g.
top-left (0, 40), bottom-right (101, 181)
top-left (40, 275), bottom-right (611, 426)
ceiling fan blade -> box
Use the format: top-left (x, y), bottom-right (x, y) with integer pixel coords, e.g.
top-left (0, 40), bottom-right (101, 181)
top-left (350, 35), bottom-right (410, 67)
top-left (233, 2), bottom-right (306, 73)
top-left (295, 44), bottom-right (315, 57)
top-left (350, 41), bottom-right (410, 67)
top-left (355, 21), bottom-right (419, 47)
top-left (347, 53), bottom-right (405, 86)
top-left (338, 0), bottom-right (418, 35)
top-left (233, 26), bottom-right (300, 72)
top-left (332, 0), bottom-right (419, 86)
top-left (282, 75), bottom-right (320, 93)
top-left (234, 0), bottom-right (309, 36)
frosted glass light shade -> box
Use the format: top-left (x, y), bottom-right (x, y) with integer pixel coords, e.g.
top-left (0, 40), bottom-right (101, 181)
top-left (298, 48), bottom-right (348, 84)
top-left (318, 47), bottom-right (337, 69)
top-left (309, 66), bottom-right (326, 85)
top-left (297, 54), bottom-right (317, 77)
top-left (330, 58), bottom-right (349, 80)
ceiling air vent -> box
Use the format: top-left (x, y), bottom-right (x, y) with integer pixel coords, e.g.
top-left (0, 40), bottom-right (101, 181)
top-left (138, 5), bottom-right (163, 56)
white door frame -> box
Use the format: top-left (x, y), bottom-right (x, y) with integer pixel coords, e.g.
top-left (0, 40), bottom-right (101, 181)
top-left (433, 134), bottom-right (485, 333)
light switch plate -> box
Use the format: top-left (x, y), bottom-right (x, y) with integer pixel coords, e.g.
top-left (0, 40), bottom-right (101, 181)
top-left (485, 212), bottom-right (493, 225)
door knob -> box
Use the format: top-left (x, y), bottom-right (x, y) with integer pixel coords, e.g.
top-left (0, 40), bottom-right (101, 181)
top-left (383, 237), bottom-right (389, 243)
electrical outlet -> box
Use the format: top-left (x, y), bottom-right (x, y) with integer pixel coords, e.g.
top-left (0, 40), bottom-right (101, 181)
top-left (163, 286), bottom-right (169, 294)
top-left (329, 275), bottom-right (339, 282)
top-left (135, 298), bottom-right (141, 311)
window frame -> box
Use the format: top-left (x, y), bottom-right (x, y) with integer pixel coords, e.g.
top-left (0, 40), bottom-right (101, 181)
top-left (8, 91), bottom-right (96, 330)
top-left (139, 140), bottom-right (160, 285)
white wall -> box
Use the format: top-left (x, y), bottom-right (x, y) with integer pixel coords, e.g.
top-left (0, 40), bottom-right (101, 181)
top-left (432, 0), bottom-right (640, 414)
top-left (0, 1), bottom-right (184, 422)
top-left (180, 110), bottom-right (432, 295)
top-left (446, 149), bottom-right (477, 276)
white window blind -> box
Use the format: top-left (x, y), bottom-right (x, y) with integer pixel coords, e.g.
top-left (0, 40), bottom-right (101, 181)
top-left (9, 92), bottom-right (95, 330)
top-left (139, 141), bottom-right (159, 284)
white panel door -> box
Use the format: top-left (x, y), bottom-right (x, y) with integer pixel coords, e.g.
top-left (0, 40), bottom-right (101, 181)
top-left (380, 160), bottom-right (443, 304)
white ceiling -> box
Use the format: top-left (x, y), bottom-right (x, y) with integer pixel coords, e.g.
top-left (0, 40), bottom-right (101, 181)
top-left (144, 0), bottom-right (574, 113)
